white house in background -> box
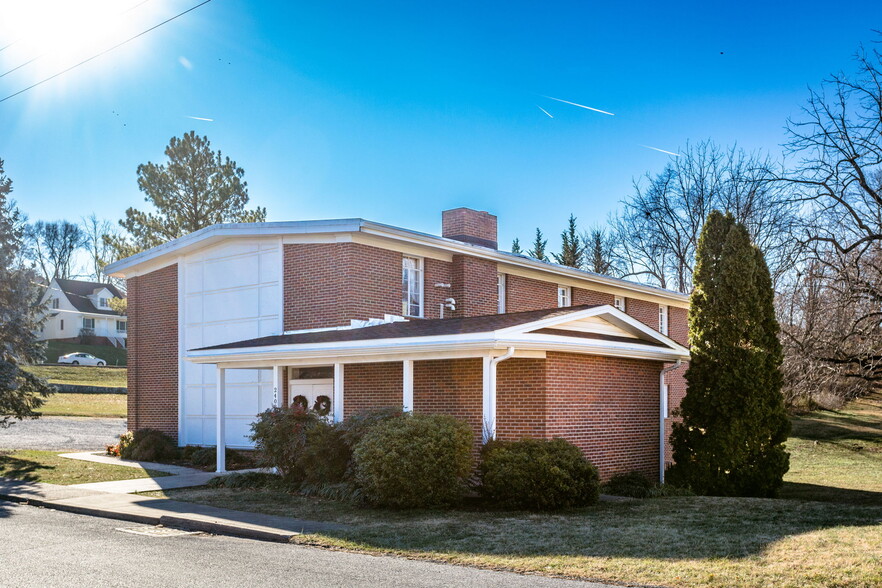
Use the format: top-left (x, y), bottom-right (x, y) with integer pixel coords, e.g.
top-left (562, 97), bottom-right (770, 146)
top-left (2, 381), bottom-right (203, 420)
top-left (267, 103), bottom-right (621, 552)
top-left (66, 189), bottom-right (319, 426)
top-left (38, 278), bottom-right (128, 347)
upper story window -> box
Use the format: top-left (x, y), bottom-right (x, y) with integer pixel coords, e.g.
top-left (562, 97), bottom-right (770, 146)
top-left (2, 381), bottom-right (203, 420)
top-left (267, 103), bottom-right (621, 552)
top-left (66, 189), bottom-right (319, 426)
top-left (116, 320), bottom-right (127, 332)
top-left (658, 304), bottom-right (669, 336)
top-left (614, 296), bottom-right (626, 312)
top-left (82, 317), bottom-right (95, 330)
top-left (402, 256), bottom-right (423, 317)
top-left (99, 297), bottom-right (109, 308)
top-left (52, 298), bottom-right (59, 309)
top-left (557, 285), bottom-right (571, 308)
top-left (497, 273), bottom-right (506, 313)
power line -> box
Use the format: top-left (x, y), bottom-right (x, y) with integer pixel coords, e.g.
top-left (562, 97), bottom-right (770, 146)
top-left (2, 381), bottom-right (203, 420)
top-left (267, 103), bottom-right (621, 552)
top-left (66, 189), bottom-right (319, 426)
top-left (0, 0), bottom-right (213, 104)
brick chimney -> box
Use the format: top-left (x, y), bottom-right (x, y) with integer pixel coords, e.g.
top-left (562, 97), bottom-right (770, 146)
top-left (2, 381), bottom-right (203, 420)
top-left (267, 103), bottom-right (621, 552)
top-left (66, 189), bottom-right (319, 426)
top-left (441, 208), bottom-right (498, 249)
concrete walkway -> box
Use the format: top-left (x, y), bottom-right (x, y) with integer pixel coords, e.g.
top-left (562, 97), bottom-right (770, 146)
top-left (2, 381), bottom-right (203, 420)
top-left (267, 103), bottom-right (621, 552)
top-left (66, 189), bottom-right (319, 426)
top-left (0, 478), bottom-right (344, 542)
top-left (58, 452), bottom-right (232, 493)
top-left (59, 452), bottom-right (204, 475)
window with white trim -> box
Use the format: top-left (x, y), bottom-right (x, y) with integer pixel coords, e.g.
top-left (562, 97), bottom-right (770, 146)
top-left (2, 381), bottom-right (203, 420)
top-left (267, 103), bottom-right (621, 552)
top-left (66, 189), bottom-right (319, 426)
top-left (557, 285), bottom-right (571, 308)
top-left (614, 296), bottom-right (626, 312)
top-left (82, 317), bottom-right (95, 329)
top-left (116, 320), bottom-right (127, 333)
top-left (99, 297), bottom-right (109, 308)
top-left (401, 256), bottom-right (424, 317)
top-left (497, 273), bottom-right (506, 313)
top-left (658, 304), bottom-right (669, 336)
top-left (52, 298), bottom-right (59, 309)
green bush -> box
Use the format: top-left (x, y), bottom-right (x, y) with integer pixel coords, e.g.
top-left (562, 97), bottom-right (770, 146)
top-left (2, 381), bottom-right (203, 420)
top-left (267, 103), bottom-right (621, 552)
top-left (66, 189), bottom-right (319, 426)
top-left (602, 471), bottom-right (655, 498)
top-left (178, 446), bottom-right (256, 471)
top-left (298, 420), bottom-right (350, 486)
top-left (479, 438), bottom-right (600, 511)
top-left (119, 428), bottom-right (179, 462)
top-left (249, 405), bottom-right (320, 485)
top-left (353, 413), bottom-right (473, 508)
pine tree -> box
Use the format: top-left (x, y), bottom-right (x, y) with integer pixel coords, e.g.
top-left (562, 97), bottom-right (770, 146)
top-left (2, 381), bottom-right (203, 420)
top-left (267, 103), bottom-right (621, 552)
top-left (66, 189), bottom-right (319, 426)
top-left (0, 159), bottom-right (53, 426)
top-left (668, 210), bottom-right (790, 497)
top-left (586, 227), bottom-right (616, 275)
top-left (552, 214), bottom-right (584, 268)
top-left (528, 228), bottom-right (548, 262)
top-left (105, 132), bottom-right (266, 259)
top-left (511, 238), bottom-right (522, 254)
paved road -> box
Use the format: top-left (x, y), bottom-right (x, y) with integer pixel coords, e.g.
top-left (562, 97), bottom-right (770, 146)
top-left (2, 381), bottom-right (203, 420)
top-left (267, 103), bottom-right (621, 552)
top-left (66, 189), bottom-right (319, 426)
top-left (0, 501), bottom-right (616, 588)
top-left (0, 416), bottom-right (126, 450)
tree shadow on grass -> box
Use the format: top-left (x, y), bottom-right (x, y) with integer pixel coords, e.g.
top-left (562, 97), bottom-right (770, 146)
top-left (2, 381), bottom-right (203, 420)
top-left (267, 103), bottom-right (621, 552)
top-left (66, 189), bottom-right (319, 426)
top-left (0, 452), bottom-right (51, 483)
top-left (780, 481), bottom-right (882, 505)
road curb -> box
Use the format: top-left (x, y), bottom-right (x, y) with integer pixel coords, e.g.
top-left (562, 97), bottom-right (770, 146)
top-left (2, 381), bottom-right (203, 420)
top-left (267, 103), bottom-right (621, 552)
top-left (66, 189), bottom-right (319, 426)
top-left (159, 515), bottom-right (297, 543)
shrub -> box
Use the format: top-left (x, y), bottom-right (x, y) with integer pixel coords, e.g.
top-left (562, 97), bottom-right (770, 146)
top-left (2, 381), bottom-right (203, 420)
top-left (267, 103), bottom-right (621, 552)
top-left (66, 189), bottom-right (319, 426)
top-left (298, 421), bottom-right (350, 486)
top-left (602, 471), bottom-right (655, 498)
top-left (337, 407), bottom-right (404, 449)
top-left (119, 429), bottom-right (178, 462)
top-left (208, 471), bottom-right (282, 489)
top-left (105, 443), bottom-right (120, 457)
top-left (249, 405), bottom-right (320, 485)
top-left (353, 413), bottom-right (473, 508)
top-left (479, 438), bottom-right (600, 511)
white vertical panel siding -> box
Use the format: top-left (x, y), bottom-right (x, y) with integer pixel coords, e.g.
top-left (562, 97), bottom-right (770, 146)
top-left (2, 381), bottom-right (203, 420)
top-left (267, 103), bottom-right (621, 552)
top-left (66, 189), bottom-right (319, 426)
top-left (179, 238), bottom-right (283, 448)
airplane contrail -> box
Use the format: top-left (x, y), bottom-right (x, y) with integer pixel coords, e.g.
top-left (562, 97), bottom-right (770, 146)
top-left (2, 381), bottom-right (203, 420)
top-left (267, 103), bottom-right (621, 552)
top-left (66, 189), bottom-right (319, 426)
top-left (542, 95), bottom-right (614, 116)
top-left (536, 105), bottom-right (554, 118)
top-left (639, 144), bottom-right (680, 156)
top-left (186, 116), bottom-right (214, 121)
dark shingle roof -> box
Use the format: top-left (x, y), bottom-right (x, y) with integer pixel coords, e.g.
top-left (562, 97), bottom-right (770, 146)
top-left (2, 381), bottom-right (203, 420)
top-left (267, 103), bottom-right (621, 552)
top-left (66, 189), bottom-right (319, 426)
top-left (196, 305), bottom-right (604, 351)
top-left (55, 279), bottom-right (125, 316)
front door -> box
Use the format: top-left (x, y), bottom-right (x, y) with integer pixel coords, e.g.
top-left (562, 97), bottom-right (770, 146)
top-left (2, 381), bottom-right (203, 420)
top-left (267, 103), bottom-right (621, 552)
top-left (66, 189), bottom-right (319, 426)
top-left (288, 378), bottom-right (333, 419)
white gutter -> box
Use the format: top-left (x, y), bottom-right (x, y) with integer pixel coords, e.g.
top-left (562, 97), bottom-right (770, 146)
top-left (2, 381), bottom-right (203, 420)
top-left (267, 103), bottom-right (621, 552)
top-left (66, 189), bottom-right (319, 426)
top-left (484, 346), bottom-right (516, 442)
top-left (659, 359), bottom-right (682, 484)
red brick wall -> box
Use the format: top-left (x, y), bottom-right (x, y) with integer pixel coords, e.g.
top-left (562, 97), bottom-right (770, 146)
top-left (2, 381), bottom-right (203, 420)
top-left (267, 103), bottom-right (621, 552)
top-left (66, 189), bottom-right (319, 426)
top-left (506, 274), bottom-right (558, 312)
top-left (572, 287), bottom-right (614, 306)
top-left (442, 208), bottom-right (498, 249)
top-left (664, 305), bottom-right (690, 464)
top-left (496, 358), bottom-right (546, 440)
top-left (343, 362), bottom-right (403, 418)
top-left (127, 264), bottom-right (179, 440)
top-left (626, 297), bottom-right (659, 330)
top-left (544, 352), bottom-right (662, 480)
top-left (424, 258), bottom-right (453, 320)
top-left (451, 255), bottom-right (498, 317)
top-left (413, 358), bottom-right (484, 456)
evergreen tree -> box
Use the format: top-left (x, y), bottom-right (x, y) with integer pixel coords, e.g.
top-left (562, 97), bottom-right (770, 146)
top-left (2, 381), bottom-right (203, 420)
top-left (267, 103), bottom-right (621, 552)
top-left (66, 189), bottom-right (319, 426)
top-left (511, 238), bottom-right (522, 254)
top-left (528, 228), bottom-right (548, 262)
top-left (0, 159), bottom-right (52, 426)
top-left (552, 214), bottom-right (584, 268)
top-left (668, 211), bottom-right (790, 497)
top-left (105, 131), bottom-right (266, 259)
top-left (586, 227), bottom-right (615, 275)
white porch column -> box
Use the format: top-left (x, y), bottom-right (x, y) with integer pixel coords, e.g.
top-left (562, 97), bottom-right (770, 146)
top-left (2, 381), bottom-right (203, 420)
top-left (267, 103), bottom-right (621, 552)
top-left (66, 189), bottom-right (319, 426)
top-left (333, 363), bottom-right (345, 423)
top-left (272, 365), bottom-right (283, 408)
top-left (482, 355), bottom-right (495, 443)
top-left (216, 366), bottom-right (226, 474)
top-left (402, 360), bottom-right (414, 412)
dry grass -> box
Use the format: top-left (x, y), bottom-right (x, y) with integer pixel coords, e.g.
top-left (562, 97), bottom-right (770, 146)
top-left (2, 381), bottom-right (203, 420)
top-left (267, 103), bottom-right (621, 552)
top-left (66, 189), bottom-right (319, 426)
top-left (24, 365), bottom-right (127, 387)
top-left (38, 393), bottom-right (127, 418)
top-left (0, 450), bottom-right (168, 485)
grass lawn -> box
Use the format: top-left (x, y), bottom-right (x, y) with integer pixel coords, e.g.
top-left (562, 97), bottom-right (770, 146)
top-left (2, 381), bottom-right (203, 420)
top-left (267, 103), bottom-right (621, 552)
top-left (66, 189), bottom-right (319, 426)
top-left (24, 365), bottom-right (127, 388)
top-left (0, 450), bottom-right (169, 485)
top-left (44, 340), bottom-right (127, 366)
top-left (38, 393), bottom-right (126, 418)
top-left (144, 394), bottom-right (882, 588)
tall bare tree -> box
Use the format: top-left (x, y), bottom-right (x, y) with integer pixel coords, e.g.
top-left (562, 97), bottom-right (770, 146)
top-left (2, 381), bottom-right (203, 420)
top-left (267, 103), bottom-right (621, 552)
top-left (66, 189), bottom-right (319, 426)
top-left (82, 214), bottom-right (115, 283)
top-left (25, 220), bottom-right (84, 282)
top-left (612, 140), bottom-right (798, 293)
top-left (780, 43), bottom-right (882, 405)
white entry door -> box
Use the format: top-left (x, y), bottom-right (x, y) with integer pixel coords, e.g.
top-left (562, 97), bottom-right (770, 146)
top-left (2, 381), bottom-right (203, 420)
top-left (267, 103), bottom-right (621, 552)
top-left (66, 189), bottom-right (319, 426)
top-left (289, 378), bottom-right (334, 419)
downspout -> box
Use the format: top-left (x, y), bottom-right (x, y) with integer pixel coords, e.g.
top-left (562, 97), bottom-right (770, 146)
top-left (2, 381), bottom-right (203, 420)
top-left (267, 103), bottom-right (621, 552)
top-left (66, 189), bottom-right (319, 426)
top-left (659, 360), bottom-right (682, 484)
top-left (484, 347), bottom-right (516, 442)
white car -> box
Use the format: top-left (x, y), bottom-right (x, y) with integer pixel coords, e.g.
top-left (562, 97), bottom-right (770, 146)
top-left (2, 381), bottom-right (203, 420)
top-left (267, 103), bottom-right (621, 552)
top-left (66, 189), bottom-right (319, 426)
top-left (58, 352), bottom-right (106, 366)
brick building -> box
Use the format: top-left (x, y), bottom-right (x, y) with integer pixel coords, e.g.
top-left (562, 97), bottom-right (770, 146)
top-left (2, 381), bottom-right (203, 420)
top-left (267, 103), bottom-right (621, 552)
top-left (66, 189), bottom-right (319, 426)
top-left (106, 208), bottom-right (690, 479)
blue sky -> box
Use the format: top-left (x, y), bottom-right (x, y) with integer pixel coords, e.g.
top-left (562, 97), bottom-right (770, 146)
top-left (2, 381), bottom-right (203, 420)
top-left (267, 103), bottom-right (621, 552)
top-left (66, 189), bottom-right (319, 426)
top-left (1, 0), bottom-right (880, 251)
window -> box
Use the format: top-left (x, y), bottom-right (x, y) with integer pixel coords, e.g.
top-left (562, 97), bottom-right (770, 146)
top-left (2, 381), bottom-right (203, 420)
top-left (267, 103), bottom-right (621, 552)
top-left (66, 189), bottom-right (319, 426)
top-left (82, 317), bottom-right (95, 329)
top-left (401, 256), bottom-right (423, 317)
top-left (60, 319), bottom-right (64, 330)
top-left (614, 296), bottom-right (626, 312)
top-left (557, 285), bottom-right (571, 308)
top-left (52, 298), bottom-right (59, 309)
top-left (658, 304), bottom-right (669, 336)
top-left (116, 320), bottom-right (127, 332)
top-left (99, 297), bottom-right (109, 308)
top-left (497, 273), bottom-right (506, 313)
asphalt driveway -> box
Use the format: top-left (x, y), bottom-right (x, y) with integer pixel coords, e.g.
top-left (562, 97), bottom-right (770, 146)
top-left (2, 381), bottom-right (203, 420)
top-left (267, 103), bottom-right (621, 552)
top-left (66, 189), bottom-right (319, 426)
top-left (0, 416), bottom-right (126, 451)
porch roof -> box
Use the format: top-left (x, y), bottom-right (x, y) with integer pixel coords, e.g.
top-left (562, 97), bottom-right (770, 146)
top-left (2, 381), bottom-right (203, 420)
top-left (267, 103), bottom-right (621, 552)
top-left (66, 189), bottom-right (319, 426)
top-left (186, 305), bottom-right (690, 367)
